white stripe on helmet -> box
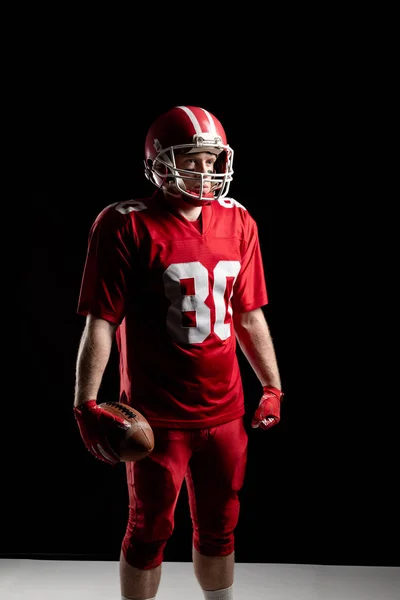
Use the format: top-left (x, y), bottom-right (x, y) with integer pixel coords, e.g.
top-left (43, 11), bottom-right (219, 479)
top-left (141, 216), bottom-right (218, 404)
top-left (177, 106), bottom-right (216, 134)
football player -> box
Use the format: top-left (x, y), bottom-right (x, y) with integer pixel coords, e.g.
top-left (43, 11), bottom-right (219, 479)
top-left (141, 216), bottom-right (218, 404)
top-left (74, 105), bottom-right (284, 600)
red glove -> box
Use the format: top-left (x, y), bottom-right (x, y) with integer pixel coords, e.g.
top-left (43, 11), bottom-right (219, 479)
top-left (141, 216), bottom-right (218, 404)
top-left (251, 386), bottom-right (284, 430)
top-left (73, 400), bottom-right (129, 465)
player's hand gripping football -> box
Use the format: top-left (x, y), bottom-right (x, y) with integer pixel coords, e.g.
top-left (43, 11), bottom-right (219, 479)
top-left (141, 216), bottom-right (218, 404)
top-left (251, 386), bottom-right (284, 430)
top-left (73, 400), bottom-right (129, 465)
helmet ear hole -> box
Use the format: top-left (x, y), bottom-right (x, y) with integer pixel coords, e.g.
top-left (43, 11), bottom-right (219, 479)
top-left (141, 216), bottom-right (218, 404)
top-left (153, 158), bottom-right (169, 176)
top-left (145, 158), bottom-right (168, 187)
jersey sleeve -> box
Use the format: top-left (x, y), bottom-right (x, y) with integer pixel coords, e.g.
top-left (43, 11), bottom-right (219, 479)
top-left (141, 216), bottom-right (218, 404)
top-left (77, 206), bottom-right (136, 324)
top-left (232, 214), bottom-right (268, 313)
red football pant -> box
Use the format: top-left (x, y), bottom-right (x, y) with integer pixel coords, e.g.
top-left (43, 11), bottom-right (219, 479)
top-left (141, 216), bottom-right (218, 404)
top-left (121, 417), bottom-right (248, 569)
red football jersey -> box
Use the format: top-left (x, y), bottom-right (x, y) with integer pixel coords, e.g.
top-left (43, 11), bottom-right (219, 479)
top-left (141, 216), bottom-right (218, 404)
top-left (77, 191), bottom-right (268, 428)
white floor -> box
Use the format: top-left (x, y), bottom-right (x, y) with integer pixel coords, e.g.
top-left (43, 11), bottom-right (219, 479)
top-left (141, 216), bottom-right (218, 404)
top-left (0, 559), bottom-right (399, 600)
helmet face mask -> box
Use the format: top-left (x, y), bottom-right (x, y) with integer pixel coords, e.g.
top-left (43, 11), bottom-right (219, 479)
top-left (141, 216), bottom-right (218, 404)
top-left (144, 106), bottom-right (234, 205)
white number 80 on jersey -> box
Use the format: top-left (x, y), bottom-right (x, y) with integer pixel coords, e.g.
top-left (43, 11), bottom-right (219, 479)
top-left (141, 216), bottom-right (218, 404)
top-left (164, 260), bottom-right (241, 344)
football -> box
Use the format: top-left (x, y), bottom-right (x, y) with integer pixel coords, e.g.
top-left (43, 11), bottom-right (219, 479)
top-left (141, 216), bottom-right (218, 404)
top-left (98, 401), bottom-right (155, 462)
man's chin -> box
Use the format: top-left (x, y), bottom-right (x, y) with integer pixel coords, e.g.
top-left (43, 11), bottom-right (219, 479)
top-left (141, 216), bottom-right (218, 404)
top-left (164, 187), bottom-right (214, 207)
top-left (187, 188), bottom-right (214, 198)
top-left (183, 191), bottom-right (213, 206)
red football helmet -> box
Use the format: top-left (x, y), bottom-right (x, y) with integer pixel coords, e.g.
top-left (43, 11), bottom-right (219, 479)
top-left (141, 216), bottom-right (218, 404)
top-left (144, 105), bottom-right (234, 205)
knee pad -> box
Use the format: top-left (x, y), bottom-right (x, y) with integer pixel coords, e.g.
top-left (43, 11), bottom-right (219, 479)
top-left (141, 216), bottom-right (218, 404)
top-left (122, 535), bottom-right (168, 570)
top-left (194, 530), bottom-right (235, 557)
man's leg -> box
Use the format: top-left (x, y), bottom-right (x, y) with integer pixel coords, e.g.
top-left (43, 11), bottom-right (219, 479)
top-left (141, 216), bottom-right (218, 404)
top-left (120, 550), bottom-right (161, 600)
top-left (193, 546), bottom-right (234, 595)
top-left (120, 428), bottom-right (193, 599)
top-left (187, 418), bottom-right (248, 599)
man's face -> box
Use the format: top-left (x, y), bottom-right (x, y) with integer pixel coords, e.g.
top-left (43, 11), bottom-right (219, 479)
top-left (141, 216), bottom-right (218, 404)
top-left (174, 151), bottom-right (217, 195)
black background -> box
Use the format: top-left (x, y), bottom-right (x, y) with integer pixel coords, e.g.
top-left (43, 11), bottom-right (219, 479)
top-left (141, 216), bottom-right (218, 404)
top-left (6, 66), bottom-right (398, 568)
